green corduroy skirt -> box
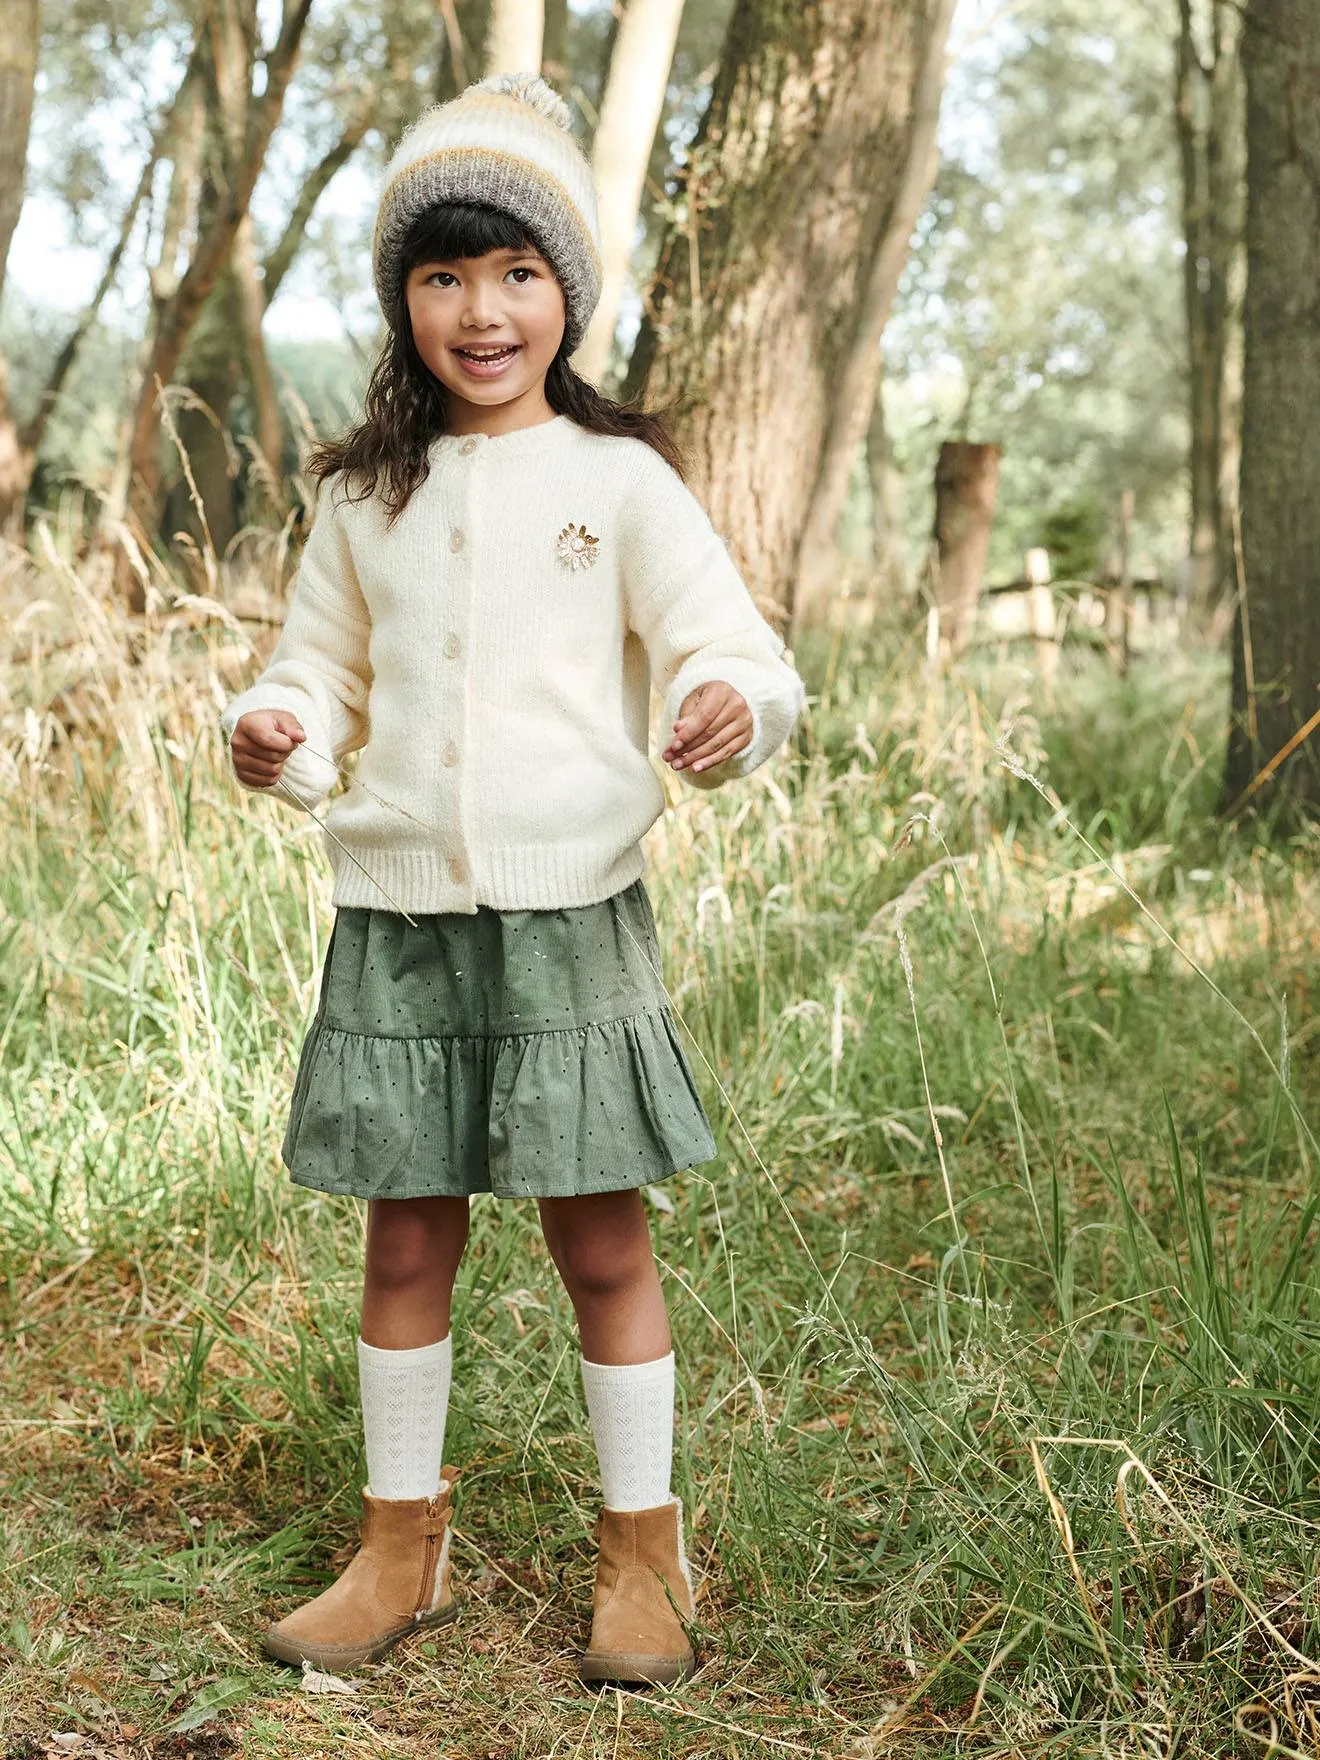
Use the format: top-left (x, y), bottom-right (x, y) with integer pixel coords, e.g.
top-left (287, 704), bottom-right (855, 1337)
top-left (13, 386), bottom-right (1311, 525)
top-left (280, 878), bottom-right (717, 1201)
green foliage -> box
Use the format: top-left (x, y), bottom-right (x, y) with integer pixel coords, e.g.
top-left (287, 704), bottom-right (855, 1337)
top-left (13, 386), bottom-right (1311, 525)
top-left (886, 0), bottom-right (1188, 584)
top-left (1, 587), bottom-right (1317, 1752)
top-left (1034, 497), bottom-right (1108, 581)
top-left (0, 287), bottom-right (130, 493)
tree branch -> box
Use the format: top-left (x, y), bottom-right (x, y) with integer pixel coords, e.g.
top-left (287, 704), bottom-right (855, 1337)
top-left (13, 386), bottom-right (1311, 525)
top-left (19, 38), bottom-right (209, 459)
top-left (262, 95), bottom-right (374, 301)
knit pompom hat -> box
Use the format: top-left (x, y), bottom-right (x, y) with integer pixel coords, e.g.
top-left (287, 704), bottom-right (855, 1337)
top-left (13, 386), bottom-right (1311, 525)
top-left (372, 73), bottom-right (603, 353)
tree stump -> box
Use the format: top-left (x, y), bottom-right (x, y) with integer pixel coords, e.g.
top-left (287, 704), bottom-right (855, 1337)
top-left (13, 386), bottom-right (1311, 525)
top-left (932, 440), bottom-right (1001, 657)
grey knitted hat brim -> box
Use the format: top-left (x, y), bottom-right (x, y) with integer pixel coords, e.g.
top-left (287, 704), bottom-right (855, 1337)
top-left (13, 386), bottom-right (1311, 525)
top-left (373, 149), bottom-right (603, 354)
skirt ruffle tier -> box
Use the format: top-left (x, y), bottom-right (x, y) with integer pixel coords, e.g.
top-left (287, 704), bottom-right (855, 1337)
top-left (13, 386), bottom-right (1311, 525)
top-left (280, 881), bottom-right (717, 1200)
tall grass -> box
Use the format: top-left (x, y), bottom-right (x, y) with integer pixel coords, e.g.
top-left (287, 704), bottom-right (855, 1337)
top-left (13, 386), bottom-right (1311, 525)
top-left (0, 514), bottom-right (1317, 1758)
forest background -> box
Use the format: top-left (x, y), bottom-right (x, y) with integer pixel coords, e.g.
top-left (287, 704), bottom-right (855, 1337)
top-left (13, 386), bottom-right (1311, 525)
top-left (1, 1), bottom-right (1319, 1757)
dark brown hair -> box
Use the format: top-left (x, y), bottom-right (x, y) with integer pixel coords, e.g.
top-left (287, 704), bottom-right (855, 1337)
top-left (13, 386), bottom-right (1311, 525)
top-left (305, 202), bottom-right (684, 523)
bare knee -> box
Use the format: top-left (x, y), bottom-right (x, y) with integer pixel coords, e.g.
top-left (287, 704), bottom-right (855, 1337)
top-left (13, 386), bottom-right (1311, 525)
top-left (539, 1195), bottom-right (654, 1305)
top-left (365, 1196), bottom-right (469, 1294)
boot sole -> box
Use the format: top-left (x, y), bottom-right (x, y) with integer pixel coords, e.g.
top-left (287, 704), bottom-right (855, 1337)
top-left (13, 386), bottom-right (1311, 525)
top-left (264, 1597), bottom-right (461, 1672)
top-left (578, 1646), bottom-right (696, 1687)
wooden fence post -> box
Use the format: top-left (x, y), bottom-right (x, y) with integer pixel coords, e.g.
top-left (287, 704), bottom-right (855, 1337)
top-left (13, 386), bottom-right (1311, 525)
top-left (932, 440), bottom-right (1002, 657)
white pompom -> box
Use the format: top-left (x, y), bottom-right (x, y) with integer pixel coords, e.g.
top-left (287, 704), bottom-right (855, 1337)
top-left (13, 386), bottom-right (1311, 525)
top-left (472, 72), bottom-right (573, 132)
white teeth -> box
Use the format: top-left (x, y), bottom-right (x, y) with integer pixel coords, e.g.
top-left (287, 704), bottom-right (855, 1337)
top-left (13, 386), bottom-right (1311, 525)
top-left (459, 346), bottom-right (516, 358)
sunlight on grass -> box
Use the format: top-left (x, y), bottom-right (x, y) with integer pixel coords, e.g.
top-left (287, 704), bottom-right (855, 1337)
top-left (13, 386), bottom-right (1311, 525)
top-left (1, 524), bottom-right (1318, 1757)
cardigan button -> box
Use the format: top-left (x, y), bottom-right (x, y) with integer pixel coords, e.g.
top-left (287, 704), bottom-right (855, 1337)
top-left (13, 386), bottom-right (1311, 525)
top-left (443, 634), bottom-right (461, 659)
top-left (459, 437), bottom-right (479, 455)
top-left (449, 529), bottom-right (466, 552)
top-left (448, 856), bottom-right (467, 883)
top-left (442, 741), bottom-right (459, 767)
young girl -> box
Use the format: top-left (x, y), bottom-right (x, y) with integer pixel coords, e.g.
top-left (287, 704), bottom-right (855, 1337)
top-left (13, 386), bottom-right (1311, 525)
top-left (220, 72), bottom-right (805, 1688)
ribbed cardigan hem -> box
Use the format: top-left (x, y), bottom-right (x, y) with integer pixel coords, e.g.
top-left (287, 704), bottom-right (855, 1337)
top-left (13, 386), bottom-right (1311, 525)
top-left (325, 836), bottom-right (648, 915)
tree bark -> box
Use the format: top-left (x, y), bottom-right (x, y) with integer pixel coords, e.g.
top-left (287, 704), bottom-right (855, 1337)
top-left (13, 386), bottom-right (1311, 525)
top-left (575, 0), bottom-right (687, 387)
top-left (119, 0), bottom-right (313, 603)
top-left (233, 212), bottom-right (283, 485)
top-left (95, 71), bottom-right (207, 584)
top-left (20, 37), bottom-right (208, 481)
top-left (0, 0), bottom-right (41, 532)
top-left (790, 0), bottom-right (956, 637)
top-left (932, 440), bottom-right (1000, 657)
top-left (623, 0), bottom-right (940, 624)
top-left (1223, 0), bottom-right (1320, 813)
top-left (866, 373), bottom-right (907, 595)
top-left (165, 78), bottom-right (381, 555)
top-left (542, 0), bottom-right (569, 86)
top-left (0, 0), bottom-right (38, 313)
top-left (485, 0), bottom-right (543, 75)
top-left (1174, 0), bottom-right (1244, 612)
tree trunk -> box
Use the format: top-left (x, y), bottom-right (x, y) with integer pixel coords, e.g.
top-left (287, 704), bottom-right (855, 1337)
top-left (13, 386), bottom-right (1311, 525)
top-left (161, 277), bottom-right (244, 561)
top-left (166, 74), bottom-right (383, 553)
top-left (575, 0), bottom-right (687, 388)
top-left (234, 214), bottom-right (283, 486)
top-left (0, 0), bottom-right (38, 312)
top-left (542, 0), bottom-right (569, 86)
top-left (97, 63), bottom-right (207, 576)
top-left (623, 0), bottom-right (940, 624)
top-left (485, 0), bottom-right (543, 74)
top-left (866, 375), bottom-right (907, 595)
top-left (119, 0), bottom-right (312, 605)
top-left (1174, 0), bottom-right (1244, 613)
top-left (0, 0), bottom-right (40, 532)
top-left (932, 440), bottom-right (1000, 657)
top-left (1223, 0), bottom-right (1320, 813)
top-left (1210, 3), bottom-right (1246, 602)
top-left (21, 37), bottom-right (208, 483)
top-left (790, 0), bottom-right (955, 637)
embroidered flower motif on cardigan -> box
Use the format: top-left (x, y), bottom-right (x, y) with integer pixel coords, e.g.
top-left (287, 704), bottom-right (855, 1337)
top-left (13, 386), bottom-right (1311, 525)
top-left (555, 523), bottom-right (600, 571)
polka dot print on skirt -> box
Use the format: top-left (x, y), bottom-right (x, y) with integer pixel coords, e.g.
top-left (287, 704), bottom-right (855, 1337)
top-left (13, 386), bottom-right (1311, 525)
top-left (279, 878), bottom-right (717, 1200)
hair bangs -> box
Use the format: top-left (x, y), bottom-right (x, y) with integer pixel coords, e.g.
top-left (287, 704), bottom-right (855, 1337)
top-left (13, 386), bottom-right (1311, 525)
top-left (400, 202), bottom-right (542, 278)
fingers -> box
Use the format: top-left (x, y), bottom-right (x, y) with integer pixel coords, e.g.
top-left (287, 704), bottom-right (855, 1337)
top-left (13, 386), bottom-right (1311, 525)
top-left (671, 709), bottom-right (743, 766)
top-left (258, 712), bottom-right (306, 751)
top-left (665, 685), bottom-right (738, 751)
top-left (229, 710), bottom-right (306, 787)
top-left (235, 752), bottom-right (292, 787)
top-left (670, 711), bottom-right (752, 771)
top-left (681, 728), bottom-right (751, 772)
top-left (662, 684), bottom-right (753, 773)
top-left (233, 713), bottom-right (305, 754)
top-left (663, 687), bottom-right (720, 757)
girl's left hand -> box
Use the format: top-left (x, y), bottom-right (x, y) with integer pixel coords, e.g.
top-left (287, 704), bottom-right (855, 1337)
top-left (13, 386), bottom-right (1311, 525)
top-left (663, 682), bottom-right (752, 773)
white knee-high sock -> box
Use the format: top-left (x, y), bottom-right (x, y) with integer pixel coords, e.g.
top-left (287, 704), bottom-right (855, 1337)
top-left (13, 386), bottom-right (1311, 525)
top-left (357, 1334), bottom-right (452, 1500)
top-left (580, 1351), bottom-right (675, 1511)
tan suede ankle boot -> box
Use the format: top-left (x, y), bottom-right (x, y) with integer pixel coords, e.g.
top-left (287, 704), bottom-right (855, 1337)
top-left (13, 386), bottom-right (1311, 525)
top-left (264, 1468), bottom-right (461, 1672)
top-left (578, 1499), bottom-right (697, 1686)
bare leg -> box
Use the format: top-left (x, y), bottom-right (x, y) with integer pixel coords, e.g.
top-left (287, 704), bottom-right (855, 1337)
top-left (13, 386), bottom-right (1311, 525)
top-left (538, 1190), bottom-right (671, 1364)
top-left (360, 1195), bottom-right (471, 1348)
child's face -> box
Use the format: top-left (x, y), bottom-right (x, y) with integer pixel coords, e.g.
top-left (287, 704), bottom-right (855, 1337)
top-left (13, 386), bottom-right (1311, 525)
top-left (405, 243), bottom-right (566, 418)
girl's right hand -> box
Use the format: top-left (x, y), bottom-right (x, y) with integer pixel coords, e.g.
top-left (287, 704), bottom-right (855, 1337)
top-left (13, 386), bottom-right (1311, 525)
top-left (229, 709), bottom-right (307, 788)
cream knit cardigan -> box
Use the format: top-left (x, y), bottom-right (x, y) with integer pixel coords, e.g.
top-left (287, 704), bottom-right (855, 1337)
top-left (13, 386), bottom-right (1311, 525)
top-left (219, 415), bottom-right (806, 915)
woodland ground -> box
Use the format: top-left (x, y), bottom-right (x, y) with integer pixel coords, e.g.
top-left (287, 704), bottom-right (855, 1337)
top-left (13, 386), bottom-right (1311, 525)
top-left (1, 544), bottom-right (1317, 1759)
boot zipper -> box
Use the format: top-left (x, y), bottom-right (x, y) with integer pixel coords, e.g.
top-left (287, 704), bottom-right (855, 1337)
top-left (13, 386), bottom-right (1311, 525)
top-left (417, 1494), bottom-right (442, 1616)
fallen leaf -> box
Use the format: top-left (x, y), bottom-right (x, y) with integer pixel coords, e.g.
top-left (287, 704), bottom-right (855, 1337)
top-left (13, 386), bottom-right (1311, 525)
top-left (299, 1660), bottom-right (360, 1696)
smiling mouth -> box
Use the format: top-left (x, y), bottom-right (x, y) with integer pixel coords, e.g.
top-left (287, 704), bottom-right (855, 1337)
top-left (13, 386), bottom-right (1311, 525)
top-left (454, 345), bottom-right (521, 362)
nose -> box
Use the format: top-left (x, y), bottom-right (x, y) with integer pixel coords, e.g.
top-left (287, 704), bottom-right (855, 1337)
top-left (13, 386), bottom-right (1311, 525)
top-left (461, 279), bottom-right (503, 329)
